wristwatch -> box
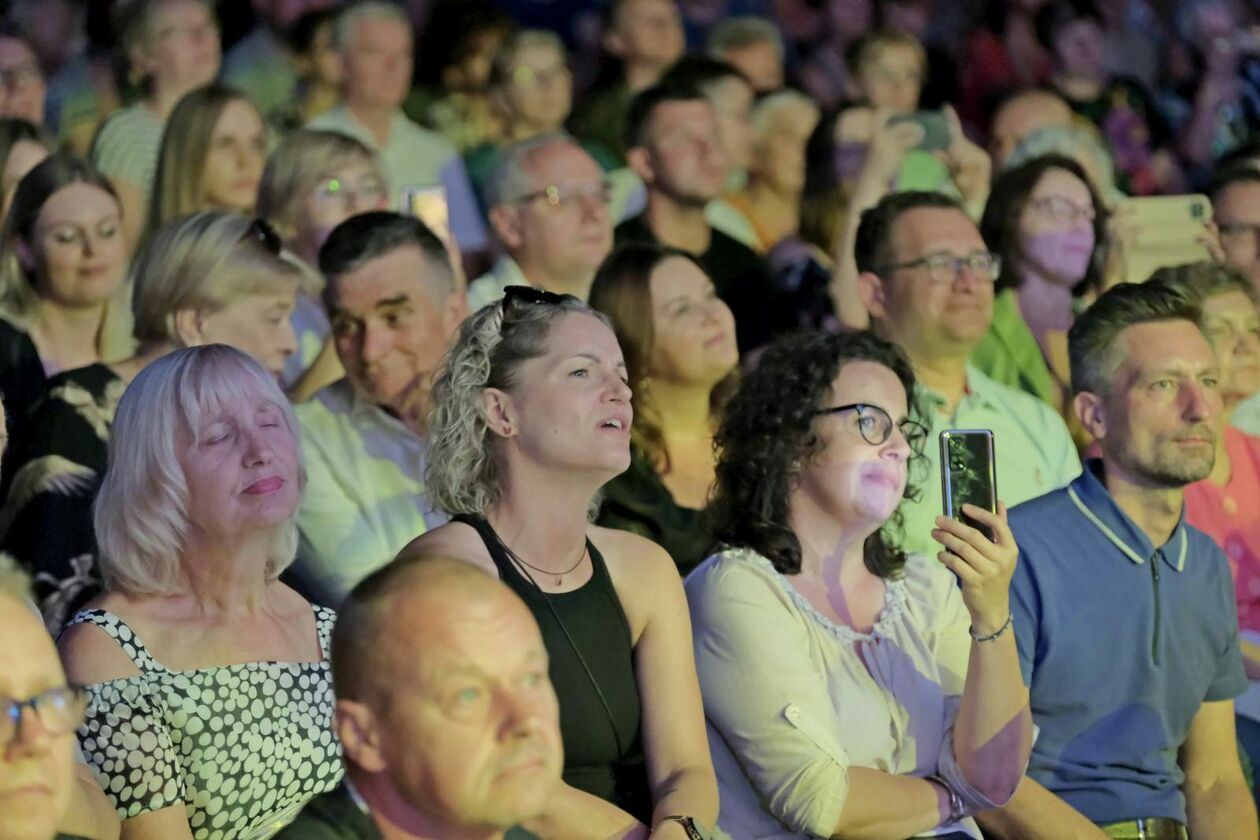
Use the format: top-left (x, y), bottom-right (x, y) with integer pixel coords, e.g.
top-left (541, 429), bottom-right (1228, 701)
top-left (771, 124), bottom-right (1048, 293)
top-left (660, 815), bottom-right (711, 839)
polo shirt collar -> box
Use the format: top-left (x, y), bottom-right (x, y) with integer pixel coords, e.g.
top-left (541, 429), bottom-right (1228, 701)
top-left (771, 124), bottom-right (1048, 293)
top-left (1066, 458), bottom-right (1189, 572)
top-left (917, 361), bottom-right (1004, 415)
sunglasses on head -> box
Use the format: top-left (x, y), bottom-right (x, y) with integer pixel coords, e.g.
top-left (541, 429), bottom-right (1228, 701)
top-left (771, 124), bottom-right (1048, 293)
top-left (240, 217), bottom-right (282, 256)
top-left (502, 285), bottom-right (572, 307)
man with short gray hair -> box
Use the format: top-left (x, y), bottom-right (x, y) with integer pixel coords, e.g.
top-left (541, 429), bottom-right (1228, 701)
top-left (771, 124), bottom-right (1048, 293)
top-left (293, 212), bottom-right (461, 606)
top-left (308, 1), bottom-right (488, 263)
top-left (979, 281), bottom-right (1257, 839)
top-left (468, 133), bottom-right (614, 311)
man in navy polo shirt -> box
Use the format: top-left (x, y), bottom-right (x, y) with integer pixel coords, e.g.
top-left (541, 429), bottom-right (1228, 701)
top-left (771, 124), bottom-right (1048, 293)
top-left (978, 281), bottom-right (1257, 839)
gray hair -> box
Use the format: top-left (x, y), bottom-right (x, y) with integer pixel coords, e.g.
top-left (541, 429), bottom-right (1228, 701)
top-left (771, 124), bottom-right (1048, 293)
top-left (750, 89), bottom-right (818, 136)
top-left (333, 0), bottom-right (410, 52)
top-left (483, 131), bottom-right (582, 208)
top-left (93, 345), bottom-right (303, 597)
top-left (708, 16), bottom-right (784, 60)
top-left (425, 295), bottom-right (611, 515)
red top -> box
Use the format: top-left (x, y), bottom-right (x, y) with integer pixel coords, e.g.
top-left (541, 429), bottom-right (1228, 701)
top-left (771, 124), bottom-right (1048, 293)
top-left (1185, 426), bottom-right (1260, 635)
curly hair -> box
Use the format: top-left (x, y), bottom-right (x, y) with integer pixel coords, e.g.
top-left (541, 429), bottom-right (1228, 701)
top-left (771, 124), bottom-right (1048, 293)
top-left (425, 292), bottom-right (612, 515)
top-left (708, 330), bottom-right (922, 577)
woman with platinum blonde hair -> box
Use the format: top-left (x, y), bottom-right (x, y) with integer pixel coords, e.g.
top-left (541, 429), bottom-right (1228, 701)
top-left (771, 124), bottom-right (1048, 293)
top-left (399, 287), bottom-right (719, 837)
top-left (1, 211), bottom-right (301, 632)
top-left (256, 128), bottom-right (388, 398)
top-left (57, 344), bottom-right (342, 840)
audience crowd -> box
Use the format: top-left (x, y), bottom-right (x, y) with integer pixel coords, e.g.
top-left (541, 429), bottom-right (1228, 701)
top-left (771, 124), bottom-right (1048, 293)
top-left (5, 1), bottom-right (1260, 839)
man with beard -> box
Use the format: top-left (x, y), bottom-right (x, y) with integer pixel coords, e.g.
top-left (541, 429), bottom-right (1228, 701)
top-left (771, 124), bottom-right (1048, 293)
top-left (855, 191), bottom-right (1080, 557)
top-left (978, 281), bottom-right (1257, 839)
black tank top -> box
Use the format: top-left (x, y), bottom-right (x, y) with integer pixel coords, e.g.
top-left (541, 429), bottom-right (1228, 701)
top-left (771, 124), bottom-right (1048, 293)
top-left (453, 514), bottom-right (652, 822)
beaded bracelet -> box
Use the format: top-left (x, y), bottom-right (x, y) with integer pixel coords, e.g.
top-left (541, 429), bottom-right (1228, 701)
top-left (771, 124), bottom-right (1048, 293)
top-left (970, 611), bottom-right (1013, 643)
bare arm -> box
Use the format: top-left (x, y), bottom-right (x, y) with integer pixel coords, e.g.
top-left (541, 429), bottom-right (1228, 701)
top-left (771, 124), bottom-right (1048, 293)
top-left (1180, 700), bottom-right (1258, 840)
top-left (523, 784), bottom-right (646, 840)
top-left (934, 505), bottom-right (1033, 804)
top-left (976, 777), bottom-right (1108, 840)
top-left (627, 540), bottom-right (719, 837)
top-left (828, 769), bottom-right (948, 839)
top-left (117, 806), bottom-right (196, 840)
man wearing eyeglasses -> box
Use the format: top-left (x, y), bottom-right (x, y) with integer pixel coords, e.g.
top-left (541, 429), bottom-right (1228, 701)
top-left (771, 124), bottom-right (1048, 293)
top-left (1209, 165), bottom-right (1260, 438)
top-left (0, 30), bottom-right (45, 126)
top-left (0, 562), bottom-right (110, 840)
top-left (855, 190), bottom-right (1080, 558)
top-left (469, 133), bottom-right (614, 312)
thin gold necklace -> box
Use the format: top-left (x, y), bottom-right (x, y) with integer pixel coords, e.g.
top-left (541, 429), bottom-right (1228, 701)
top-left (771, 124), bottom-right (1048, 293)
top-left (511, 545), bottom-right (589, 586)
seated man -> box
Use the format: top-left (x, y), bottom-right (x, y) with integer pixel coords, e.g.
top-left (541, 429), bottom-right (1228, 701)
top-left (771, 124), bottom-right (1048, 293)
top-left (979, 281), bottom-right (1257, 839)
top-left (308, 1), bottom-right (489, 265)
top-left (469, 133), bottom-right (614, 311)
top-left (1210, 166), bottom-right (1260, 435)
top-left (294, 212), bottom-right (463, 606)
top-left (616, 82), bottom-right (780, 353)
top-left (855, 191), bottom-right (1080, 556)
top-left (0, 561), bottom-right (115, 840)
top-left (276, 555), bottom-right (562, 839)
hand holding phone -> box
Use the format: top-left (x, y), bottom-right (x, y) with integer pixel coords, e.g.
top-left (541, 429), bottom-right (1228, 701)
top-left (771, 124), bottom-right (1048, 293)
top-left (934, 430), bottom-right (1017, 633)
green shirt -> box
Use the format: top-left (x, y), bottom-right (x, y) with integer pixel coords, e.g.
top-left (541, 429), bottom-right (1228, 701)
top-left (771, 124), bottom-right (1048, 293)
top-left (897, 363), bottom-right (1081, 557)
top-left (970, 288), bottom-right (1059, 408)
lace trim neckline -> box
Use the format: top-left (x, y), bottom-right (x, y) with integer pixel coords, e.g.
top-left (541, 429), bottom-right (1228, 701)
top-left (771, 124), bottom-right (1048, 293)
top-left (718, 547), bottom-right (908, 644)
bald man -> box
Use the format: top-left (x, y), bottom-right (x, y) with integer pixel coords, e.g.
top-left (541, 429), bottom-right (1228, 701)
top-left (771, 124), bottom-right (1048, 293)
top-left (990, 89), bottom-right (1074, 169)
top-left (277, 556), bottom-right (562, 840)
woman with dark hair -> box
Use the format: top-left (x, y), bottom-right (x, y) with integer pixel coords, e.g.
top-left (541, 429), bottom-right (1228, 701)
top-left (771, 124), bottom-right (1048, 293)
top-left (589, 243), bottom-right (738, 574)
top-left (0, 117), bottom-right (51, 214)
top-left (972, 153), bottom-right (1106, 421)
top-left (688, 330), bottom-right (1032, 838)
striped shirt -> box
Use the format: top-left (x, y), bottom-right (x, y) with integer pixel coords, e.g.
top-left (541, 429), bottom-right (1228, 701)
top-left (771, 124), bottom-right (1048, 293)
top-left (90, 104), bottom-right (163, 202)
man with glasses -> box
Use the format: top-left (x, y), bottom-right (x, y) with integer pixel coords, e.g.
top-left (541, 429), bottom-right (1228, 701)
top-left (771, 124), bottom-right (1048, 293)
top-left (308, 2), bottom-right (489, 270)
top-left (616, 82), bottom-right (780, 354)
top-left (469, 133), bottom-right (614, 311)
top-left (1209, 166), bottom-right (1260, 436)
top-left (0, 562), bottom-right (101, 840)
top-left (855, 191), bottom-right (1080, 557)
top-left (293, 212), bottom-right (462, 607)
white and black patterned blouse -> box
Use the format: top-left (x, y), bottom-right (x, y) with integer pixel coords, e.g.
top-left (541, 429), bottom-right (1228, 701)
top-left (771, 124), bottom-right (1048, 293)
top-left (65, 606), bottom-right (344, 839)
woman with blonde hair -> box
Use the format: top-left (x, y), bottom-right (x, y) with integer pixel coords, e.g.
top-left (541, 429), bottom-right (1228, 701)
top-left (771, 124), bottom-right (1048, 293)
top-left (398, 288), bottom-right (718, 836)
top-left (144, 82), bottom-right (268, 241)
top-left (589, 243), bottom-right (738, 574)
top-left (58, 344), bottom-right (342, 840)
top-left (0, 154), bottom-right (128, 470)
top-left (256, 128), bottom-right (388, 397)
top-left (1, 211), bottom-right (300, 631)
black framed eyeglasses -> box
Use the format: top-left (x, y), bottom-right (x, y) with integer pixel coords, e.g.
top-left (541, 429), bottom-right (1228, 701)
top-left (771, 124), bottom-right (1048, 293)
top-left (813, 403), bottom-right (928, 452)
top-left (508, 181), bottom-right (613, 211)
top-left (1, 685), bottom-right (87, 747)
top-left (240, 217), bottom-right (282, 256)
top-left (502, 285), bottom-right (573, 307)
top-left (878, 251), bottom-right (1001, 285)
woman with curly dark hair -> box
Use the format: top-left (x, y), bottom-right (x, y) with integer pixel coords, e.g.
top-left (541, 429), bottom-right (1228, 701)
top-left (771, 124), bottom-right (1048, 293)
top-left (687, 330), bottom-right (1033, 838)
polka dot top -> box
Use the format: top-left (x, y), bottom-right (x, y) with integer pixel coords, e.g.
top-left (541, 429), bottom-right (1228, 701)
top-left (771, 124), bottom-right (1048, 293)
top-left (65, 607), bottom-right (344, 839)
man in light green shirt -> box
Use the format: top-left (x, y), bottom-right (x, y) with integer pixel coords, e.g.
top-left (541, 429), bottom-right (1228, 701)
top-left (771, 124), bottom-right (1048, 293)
top-left (307, 2), bottom-right (488, 256)
top-left (856, 191), bottom-right (1080, 556)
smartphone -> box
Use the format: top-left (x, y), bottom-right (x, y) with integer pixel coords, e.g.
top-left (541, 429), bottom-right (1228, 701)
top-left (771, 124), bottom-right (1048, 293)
top-left (1118, 194), bottom-right (1213, 283)
top-left (400, 184), bottom-right (451, 244)
top-left (888, 111), bottom-right (951, 153)
top-left (940, 429), bottom-right (998, 541)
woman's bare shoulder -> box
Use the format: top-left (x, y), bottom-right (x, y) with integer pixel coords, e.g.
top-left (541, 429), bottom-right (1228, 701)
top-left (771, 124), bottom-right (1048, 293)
top-left (57, 592), bottom-right (146, 684)
top-left (397, 520), bottom-right (497, 576)
top-left (589, 525), bottom-right (679, 581)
